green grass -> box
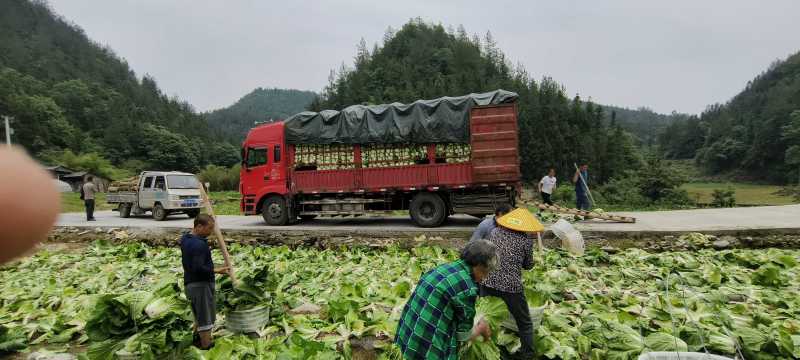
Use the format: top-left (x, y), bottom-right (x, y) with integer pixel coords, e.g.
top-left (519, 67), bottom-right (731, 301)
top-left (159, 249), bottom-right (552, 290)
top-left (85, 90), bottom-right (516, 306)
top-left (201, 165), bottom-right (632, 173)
top-left (60, 191), bottom-right (242, 215)
top-left (60, 193), bottom-right (114, 213)
top-left (681, 182), bottom-right (797, 206)
top-left (206, 191), bottom-right (241, 215)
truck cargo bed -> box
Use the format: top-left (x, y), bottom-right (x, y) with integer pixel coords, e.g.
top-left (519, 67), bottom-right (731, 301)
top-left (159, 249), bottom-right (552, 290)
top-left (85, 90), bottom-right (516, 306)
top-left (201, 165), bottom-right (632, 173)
top-left (290, 104), bottom-right (519, 194)
top-left (292, 163), bottom-right (474, 193)
top-left (106, 192), bottom-right (137, 204)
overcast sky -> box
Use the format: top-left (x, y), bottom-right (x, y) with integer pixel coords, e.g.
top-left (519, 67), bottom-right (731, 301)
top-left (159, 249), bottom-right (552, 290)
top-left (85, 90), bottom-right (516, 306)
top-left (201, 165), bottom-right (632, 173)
top-left (48, 0), bottom-right (799, 114)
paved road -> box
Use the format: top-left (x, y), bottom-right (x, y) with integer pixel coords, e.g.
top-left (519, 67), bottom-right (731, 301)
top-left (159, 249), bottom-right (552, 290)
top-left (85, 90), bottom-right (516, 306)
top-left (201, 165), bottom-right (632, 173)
top-left (57, 211), bottom-right (483, 232)
top-left (57, 204), bottom-right (800, 233)
top-left (571, 204), bottom-right (800, 232)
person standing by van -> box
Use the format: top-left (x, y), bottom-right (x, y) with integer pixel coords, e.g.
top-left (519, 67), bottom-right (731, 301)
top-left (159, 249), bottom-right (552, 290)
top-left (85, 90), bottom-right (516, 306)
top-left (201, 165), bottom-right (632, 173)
top-left (538, 168), bottom-right (557, 205)
top-left (82, 176), bottom-right (97, 221)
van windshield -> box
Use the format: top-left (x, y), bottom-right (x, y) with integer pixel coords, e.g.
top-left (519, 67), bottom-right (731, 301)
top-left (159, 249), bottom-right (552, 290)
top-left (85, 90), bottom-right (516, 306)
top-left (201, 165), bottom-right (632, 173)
top-left (167, 175), bottom-right (200, 189)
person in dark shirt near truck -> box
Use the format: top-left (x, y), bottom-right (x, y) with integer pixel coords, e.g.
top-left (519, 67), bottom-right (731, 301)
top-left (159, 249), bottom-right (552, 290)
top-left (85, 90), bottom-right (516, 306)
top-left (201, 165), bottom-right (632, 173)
top-left (180, 214), bottom-right (228, 350)
top-left (573, 163), bottom-right (591, 210)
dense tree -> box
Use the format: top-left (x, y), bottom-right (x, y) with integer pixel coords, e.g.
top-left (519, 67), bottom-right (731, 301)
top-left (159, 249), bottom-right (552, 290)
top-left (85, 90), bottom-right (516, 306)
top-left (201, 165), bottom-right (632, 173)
top-left (659, 52), bottom-right (800, 183)
top-left (203, 142), bottom-right (241, 168)
top-left (39, 149), bottom-right (130, 179)
top-left (205, 88), bottom-right (316, 143)
top-left (197, 164), bottom-right (241, 191)
top-left (314, 20), bottom-right (642, 184)
top-left (784, 110), bottom-right (800, 184)
top-left (603, 105), bottom-right (690, 146)
top-left (4, 92), bottom-right (80, 153)
top-left (658, 115), bottom-right (707, 159)
top-left (596, 155), bottom-right (692, 208)
top-left (0, 0), bottom-right (235, 175)
top-left (137, 124), bottom-right (200, 172)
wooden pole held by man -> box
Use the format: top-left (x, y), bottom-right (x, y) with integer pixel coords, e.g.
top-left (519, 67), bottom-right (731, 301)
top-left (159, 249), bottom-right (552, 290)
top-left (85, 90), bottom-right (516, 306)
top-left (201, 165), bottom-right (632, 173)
top-left (574, 163), bottom-right (596, 207)
top-left (198, 183), bottom-right (237, 284)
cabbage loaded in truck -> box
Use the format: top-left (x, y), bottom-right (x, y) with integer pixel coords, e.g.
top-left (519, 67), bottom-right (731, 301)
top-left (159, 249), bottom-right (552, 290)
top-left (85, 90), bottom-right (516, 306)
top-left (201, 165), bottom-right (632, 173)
top-left (238, 90), bottom-right (522, 227)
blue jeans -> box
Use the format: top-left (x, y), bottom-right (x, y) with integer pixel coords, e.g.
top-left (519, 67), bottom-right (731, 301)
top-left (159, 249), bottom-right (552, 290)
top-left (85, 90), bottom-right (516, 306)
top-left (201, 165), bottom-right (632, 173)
top-left (576, 193), bottom-right (590, 210)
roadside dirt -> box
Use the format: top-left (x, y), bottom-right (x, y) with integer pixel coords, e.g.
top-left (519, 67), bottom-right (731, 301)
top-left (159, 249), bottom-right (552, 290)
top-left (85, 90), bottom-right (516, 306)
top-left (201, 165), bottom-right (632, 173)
top-left (47, 226), bottom-right (800, 253)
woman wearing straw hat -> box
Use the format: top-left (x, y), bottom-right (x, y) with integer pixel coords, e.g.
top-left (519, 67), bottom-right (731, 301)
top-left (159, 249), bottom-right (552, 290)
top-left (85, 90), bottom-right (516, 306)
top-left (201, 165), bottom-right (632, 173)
top-left (481, 208), bottom-right (544, 359)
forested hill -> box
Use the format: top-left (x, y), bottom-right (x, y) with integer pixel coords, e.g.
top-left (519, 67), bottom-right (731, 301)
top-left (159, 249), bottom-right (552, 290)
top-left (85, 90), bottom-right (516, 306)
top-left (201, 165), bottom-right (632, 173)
top-left (659, 51), bottom-right (800, 183)
top-left (601, 105), bottom-right (689, 146)
top-left (0, 0), bottom-right (239, 174)
top-left (205, 88), bottom-right (316, 143)
top-left (316, 20), bottom-right (643, 184)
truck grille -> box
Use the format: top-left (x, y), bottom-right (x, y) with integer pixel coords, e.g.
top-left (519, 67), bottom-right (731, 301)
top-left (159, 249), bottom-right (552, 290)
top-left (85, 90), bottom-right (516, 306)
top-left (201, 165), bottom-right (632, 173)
top-left (179, 195), bottom-right (200, 200)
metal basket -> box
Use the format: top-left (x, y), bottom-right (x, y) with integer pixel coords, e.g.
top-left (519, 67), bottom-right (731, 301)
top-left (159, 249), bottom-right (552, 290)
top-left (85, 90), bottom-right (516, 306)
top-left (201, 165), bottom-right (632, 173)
top-left (225, 305), bottom-right (270, 334)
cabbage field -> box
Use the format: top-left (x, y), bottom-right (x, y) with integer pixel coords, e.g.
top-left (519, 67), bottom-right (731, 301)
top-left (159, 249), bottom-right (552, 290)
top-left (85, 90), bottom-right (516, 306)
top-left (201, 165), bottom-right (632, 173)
top-left (1, 240), bottom-right (799, 359)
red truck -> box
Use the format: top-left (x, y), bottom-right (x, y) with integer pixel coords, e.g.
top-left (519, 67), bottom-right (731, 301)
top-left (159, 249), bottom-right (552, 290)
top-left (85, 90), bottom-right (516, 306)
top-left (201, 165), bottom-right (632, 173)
top-left (239, 90), bottom-right (521, 227)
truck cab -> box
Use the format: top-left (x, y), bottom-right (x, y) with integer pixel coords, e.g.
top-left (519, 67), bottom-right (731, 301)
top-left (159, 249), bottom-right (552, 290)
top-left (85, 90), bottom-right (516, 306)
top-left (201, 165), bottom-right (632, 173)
top-left (108, 171), bottom-right (203, 220)
top-left (240, 122), bottom-right (290, 223)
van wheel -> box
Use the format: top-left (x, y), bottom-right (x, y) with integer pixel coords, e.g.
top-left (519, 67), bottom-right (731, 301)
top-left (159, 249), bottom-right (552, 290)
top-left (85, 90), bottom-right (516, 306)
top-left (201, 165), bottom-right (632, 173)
top-left (152, 204), bottom-right (168, 221)
top-left (410, 192), bottom-right (446, 228)
top-left (262, 196), bottom-right (289, 225)
top-left (119, 205), bottom-right (132, 218)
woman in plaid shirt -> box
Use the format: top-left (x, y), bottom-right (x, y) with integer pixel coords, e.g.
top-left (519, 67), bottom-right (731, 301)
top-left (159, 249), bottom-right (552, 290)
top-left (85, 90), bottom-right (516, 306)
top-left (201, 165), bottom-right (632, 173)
top-left (394, 240), bottom-right (497, 359)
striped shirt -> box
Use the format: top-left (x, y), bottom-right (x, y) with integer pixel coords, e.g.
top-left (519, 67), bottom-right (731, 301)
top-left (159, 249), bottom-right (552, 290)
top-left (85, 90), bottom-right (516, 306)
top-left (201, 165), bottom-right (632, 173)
top-left (394, 260), bottom-right (478, 359)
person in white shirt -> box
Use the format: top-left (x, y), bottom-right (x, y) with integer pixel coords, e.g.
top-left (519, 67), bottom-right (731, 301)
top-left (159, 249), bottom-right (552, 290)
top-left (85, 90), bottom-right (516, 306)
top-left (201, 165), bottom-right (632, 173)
top-left (538, 168), bottom-right (557, 205)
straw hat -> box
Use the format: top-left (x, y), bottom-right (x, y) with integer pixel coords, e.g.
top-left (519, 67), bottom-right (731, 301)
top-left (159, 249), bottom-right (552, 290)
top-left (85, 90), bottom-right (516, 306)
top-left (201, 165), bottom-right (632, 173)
top-left (496, 208), bottom-right (544, 233)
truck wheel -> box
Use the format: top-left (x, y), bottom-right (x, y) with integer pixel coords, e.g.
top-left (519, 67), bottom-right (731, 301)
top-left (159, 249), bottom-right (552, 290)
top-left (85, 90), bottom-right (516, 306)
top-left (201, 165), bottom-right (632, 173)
top-left (119, 205), bottom-right (132, 218)
top-left (299, 215), bottom-right (318, 221)
top-left (152, 204), bottom-right (168, 221)
top-left (186, 209), bottom-right (200, 218)
top-left (410, 193), bottom-right (447, 228)
top-left (262, 196), bottom-right (289, 225)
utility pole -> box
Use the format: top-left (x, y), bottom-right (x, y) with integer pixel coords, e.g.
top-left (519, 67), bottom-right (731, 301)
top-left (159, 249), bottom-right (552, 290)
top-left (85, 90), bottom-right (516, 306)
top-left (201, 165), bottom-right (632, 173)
top-left (3, 116), bottom-right (12, 147)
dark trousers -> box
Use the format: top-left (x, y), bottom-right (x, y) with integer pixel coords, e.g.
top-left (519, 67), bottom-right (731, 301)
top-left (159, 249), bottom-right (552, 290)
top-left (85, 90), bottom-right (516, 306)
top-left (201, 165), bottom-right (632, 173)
top-left (540, 192), bottom-right (553, 205)
top-left (576, 193), bottom-right (590, 210)
top-left (481, 285), bottom-right (534, 358)
top-left (84, 199), bottom-right (95, 220)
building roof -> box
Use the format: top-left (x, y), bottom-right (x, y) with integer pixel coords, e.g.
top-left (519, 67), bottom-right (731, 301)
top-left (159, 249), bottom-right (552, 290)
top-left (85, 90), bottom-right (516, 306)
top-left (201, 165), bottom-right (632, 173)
top-left (44, 165), bottom-right (76, 174)
top-left (62, 171), bottom-right (109, 180)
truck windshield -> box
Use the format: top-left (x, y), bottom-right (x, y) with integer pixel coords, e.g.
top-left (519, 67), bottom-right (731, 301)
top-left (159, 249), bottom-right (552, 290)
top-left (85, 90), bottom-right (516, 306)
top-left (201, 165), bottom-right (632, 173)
top-left (167, 175), bottom-right (200, 189)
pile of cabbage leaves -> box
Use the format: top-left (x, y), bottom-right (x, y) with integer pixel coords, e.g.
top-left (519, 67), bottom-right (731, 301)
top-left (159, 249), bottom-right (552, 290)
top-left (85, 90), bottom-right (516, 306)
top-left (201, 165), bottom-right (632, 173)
top-left (0, 239), bottom-right (799, 359)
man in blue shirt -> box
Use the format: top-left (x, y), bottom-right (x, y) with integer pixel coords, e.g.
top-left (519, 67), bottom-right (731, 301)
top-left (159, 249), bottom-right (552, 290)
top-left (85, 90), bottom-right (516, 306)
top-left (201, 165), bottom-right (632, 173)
top-left (573, 162), bottom-right (591, 210)
top-left (180, 214), bottom-right (228, 349)
top-left (469, 203), bottom-right (512, 242)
